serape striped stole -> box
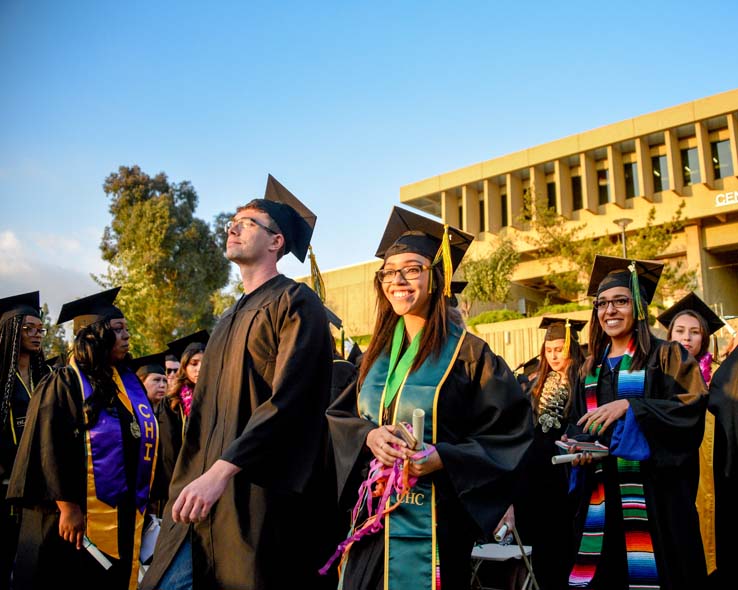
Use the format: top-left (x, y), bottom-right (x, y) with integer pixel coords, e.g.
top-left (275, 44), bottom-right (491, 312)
top-left (569, 340), bottom-right (659, 589)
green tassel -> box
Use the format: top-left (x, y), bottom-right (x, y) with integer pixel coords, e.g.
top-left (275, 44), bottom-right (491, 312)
top-left (628, 261), bottom-right (646, 320)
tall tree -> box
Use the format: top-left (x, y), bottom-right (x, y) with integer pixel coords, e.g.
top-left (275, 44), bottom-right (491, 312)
top-left (96, 165), bottom-right (230, 355)
top-left (40, 303), bottom-right (69, 360)
top-left (459, 236), bottom-right (520, 312)
top-left (519, 190), bottom-right (696, 303)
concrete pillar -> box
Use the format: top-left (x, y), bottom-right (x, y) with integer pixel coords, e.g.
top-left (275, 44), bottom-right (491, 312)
top-left (441, 190), bottom-right (459, 227)
top-left (727, 112), bottom-right (738, 175)
top-left (462, 184), bottom-right (480, 235)
top-left (484, 179), bottom-right (501, 233)
top-left (530, 165), bottom-right (546, 221)
top-left (506, 173), bottom-right (522, 228)
top-left (695, 121), bottom-right (713, 186)
top-left (608, 145), bottom-right (626, 208)
top-left (554, 159), bottom-right (572, 218)
top-left (665, 128), bottom-right (684, 193)
top-left (581, 153), bottom-right (598, 212)
top-left (683, 223), bottom-right (705, 294)
top-left (635, 137), bottom-right (654, 199)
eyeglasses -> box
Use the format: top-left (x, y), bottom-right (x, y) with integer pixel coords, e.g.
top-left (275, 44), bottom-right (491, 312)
top-left (224, 217), bottom-right (277, 235)
top-left (593, 296), bottom-right (632, 310)
top-left (376, 265), bottom-right (430, 283)
top-left (166, 368), bottom-right (178, 375)
top-left (21, 325), bottom-right (47, 336)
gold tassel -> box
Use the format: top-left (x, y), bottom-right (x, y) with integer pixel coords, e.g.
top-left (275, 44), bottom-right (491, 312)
top-left (309, 245), bottom-right (326, 303)
top-left (563, 319), bottom-right (571, 359)
top-left (432, 225), bottom-right (453, 297)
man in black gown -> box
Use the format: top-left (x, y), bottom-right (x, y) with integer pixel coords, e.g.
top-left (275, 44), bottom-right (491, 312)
top-left (142, 175), bottom-right (334, 590)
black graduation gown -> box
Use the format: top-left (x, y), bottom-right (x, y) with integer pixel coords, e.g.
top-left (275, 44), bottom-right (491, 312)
top-left (141, 275), bottom-right (335, 590)
top-left (707, 347), bottom-right (738, 588)
top-left (149, 400), bottom-right (185, 517)
top-left (327, 332), bottom-right (533, 590)
top-left (6, 367), bottom-right (142, 590)
top-left (569, 339), bottom-right (707, 590)
top-left (1, 375), bottom-right (33, 589)
top-left (515, 371), bottom-right (578, 590)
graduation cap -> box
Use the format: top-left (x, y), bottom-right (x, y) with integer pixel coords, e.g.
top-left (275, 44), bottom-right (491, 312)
top-left (657, 292), bottom-right (725, 336)
top-left (586, 255), bottom-right (664, 320)
top-left (0, 291), bottom-right (41, 325)
top-left (241, 174), bottom-right (315, 265)
top-left (539, 317), bottom-right (588, 359)
top-left (167, 330), bottom-right (209, 360)
top-left (375, 206), bottom-right (475, 297)
top-left (57, 287), bottom-right (124, 333)
top-left (514, 355), bottom-right (540, 378)
top-left (131, 351), bottom-right (167, 378)
top-left (448, 281), bottom-right (468, 308)
top-left (324, 306), bottom-right (343, 330)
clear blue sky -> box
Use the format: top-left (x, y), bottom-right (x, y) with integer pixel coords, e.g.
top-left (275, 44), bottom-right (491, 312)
top-left (2, 0), bottom-right (737, 317)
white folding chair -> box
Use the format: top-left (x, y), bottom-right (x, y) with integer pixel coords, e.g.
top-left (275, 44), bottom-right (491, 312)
top-left (470, 527), bottom-right (538, 590)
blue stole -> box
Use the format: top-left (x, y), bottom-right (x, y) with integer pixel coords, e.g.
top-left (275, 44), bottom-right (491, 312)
top-left (357, 322), bottom-right (465, 590)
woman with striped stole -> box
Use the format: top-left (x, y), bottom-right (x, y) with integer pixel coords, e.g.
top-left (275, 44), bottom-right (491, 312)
top-left (7, 288), bottom-right (158, 590)
top-left (567, 256), bottom-right (708, 590)
top-left (326, 206), bottom-right (533, 590)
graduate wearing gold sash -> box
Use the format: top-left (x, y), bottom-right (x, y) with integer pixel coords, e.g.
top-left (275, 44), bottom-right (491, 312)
top-left (7, 288), bottom-right (157, 590)
top-left (328, 207), bottom-right (533, 589)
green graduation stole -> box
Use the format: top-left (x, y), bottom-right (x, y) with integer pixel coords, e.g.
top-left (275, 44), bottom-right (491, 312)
top-left (569, 340), bottom-right (659, 589)
top-left (356, 319), bottom-right (465, 590)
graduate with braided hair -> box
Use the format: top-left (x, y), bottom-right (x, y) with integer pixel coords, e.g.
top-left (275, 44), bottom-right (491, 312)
top-left (0, 291), bottom-right (49, 590)
top-left (567, 256), bottom-right (707, 590)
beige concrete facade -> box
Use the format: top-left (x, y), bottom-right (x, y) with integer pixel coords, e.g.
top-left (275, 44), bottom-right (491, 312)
top-left (302, 90), bottom-right (738, 368)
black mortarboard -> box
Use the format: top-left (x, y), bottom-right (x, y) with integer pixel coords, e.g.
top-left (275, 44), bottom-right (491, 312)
top-left (131, 351), bottom-right (167, 378)
top-left (0, 291), bottom-right (41, 325)
top-left (244, 174), bottom-right (316, 263)
top-left (657, 292), bottom-right (725, 336)
top-left (324, 306), bottom-right (342, 330)
top-left (57, 287), bottom-right (124, 333)
top-left (539, 317), bottom-right (588, 340)
top-left (375, 207), bottom-right (474, 269)
top-left (451, 281), bottom-right (468, 295)
top-left (375, 207), bottom-right (474, 296)
top-left (587, 255), bottom-right (664, 319)
top-left (515, 355), bottom-right (540, 377)
top-left (347, 342), bottom-right (362, 365)
top-left (167, 330), bottom-right (209, 360)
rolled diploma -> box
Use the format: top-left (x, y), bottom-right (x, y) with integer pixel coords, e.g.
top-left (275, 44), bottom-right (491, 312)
top-left (494, 523), bottom-right (509, 542)
top-left (83, 536), bottom-right (113, 570)
top-left (551, 453), bottom-right (582, 465)
top-left (412, 409), bottom-right (425, 451)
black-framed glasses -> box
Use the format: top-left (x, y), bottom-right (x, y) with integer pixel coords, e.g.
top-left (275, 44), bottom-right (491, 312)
top-left (376, 265), bottom-right (430, 283)
top-left (225, 217), bottom-right (277, 235)
top-left (21, 325), bottom-right (47, 336)
top-left (166, 368), bottom-right (178, 375)
top-left (593, 296), bottom-right (632, 310)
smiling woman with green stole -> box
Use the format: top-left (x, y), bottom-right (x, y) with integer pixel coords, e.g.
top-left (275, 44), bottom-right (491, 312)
top-left (326, 207), bottom-right (533, 590)
top-left (7, 287), bottom-right (158, 590)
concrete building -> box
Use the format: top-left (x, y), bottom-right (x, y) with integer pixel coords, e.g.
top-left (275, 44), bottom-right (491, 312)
top-left (305, 89), bottom-right (738, 366)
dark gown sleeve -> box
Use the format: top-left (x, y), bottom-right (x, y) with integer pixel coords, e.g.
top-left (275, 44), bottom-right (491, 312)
top-left (6, 368), bottom-right (86, 508)
top-left (219, 284), bottom-right (333, 493)
top-left (628, 340), bottom-right (707, 467)
top-left (709, 347), bottom-right (738, 476)
top-left (434, 341), bottom-right (533, 535)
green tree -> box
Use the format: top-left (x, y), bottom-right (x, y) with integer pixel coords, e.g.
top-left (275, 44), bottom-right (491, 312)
top-left (96, 165), bottom-right (230, 355)
top-left (519, 191), bottom-right (696, 302)
top-left (40, 303), bottom-right (69, 359)
top-left (459, 236), bottom-right (520, 309)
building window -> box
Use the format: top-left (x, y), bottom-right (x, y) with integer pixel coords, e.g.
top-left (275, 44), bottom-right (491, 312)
top-left (546, 182), bottom-right (557, 210)
top-left (500, 193), bottom-right (508, 227)
top-left (597, 169), bottom-right (609, 205)
top-left (652, 155), bottom-right (669, 192)
top-left (681, 147), bottom-right (701, 185)
top-left (712, 140), bottom-right (734, 179)
top-left (479, 196), bottom-right (486, 232)
top-left (624, 162), bottom-right (638, 198)
top-left (572, 176), bottom-right (583, 210)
